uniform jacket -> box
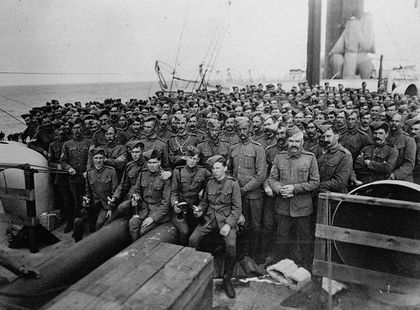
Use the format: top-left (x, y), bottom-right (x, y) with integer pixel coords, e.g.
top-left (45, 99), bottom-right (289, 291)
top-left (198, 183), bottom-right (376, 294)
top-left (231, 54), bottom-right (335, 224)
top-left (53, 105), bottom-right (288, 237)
top-left (303, 135), bottom-right (323, 159)
top-left (354, 143), bottom-right (398, 183)
top-left (339, 126), bottom-right (372, 161)
top-left (268, 149), bottom-right (319, 217)
top-left (168, 132), bottom-right (200, 168)
top-left (414, 137), bottom-right (420, 184)
top-left (48, 138), bottom-right (68, 186)
top-left (197, 138), bottom-right (230, 167)
top-left (228, 139), bottom-right (267, 199)
top-left (60, 137), bottom-right (91, 184)
top-left (85, 165), bottom-right (118, 210)
top-left (387, 129), bottom-right (416, 181)
top-left (171, 165), bottom-right (212, 206)
top-left (112, 157), bottom-right (146, 202)
top-left (219, 131), bottom-right (240, 146)
top-left (199, 176), bottom-right (242, 228)
top-left (138, 134), bottom-right (169, 168)
top-left (255, 135), bottom-right (277, 149)
top-left (134, 167), bottom-right (171, 223)
top-left (317, 144), bottom-right (353, 193)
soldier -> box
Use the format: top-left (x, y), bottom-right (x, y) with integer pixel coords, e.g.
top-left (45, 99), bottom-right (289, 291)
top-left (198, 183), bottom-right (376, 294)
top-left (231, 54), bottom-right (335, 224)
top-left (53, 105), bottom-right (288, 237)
top-left (129, 150), bottom-right (171, 241)
top-left (354, 122), bottom-right (398, 184)
top-left (267, 128), bottom-right (320, 269)
top-left (251, 114), bottom-right (264, 141)
top-left (256, 117), bottom-right (277, 148)
top-left (339, 110), bottom-right (371, 161)
top-left (302, 120), bottom-right (323, 159)
top-left (359, 111), bottom-right (373, 139)
top-left (317, 125), bottom-right (353, 193)
top-left (171, 147), bottom-right (212, 245)
top-left (219, 115), bottom-right (240, 146)
top-left (189, 155), bottom-right (242, 299)
top-left (138, 116), bottom-right (170, 169)
top-left (60, 120), bottom-right (91, 232)
top-left (387, 113), bottom-right (416, 182)
top-left (73, 148), bottom-right (118, 242)
top-left (187, 114), bottom-right (206, 141)
top-left (168, 114), bottom-right (200, 168)
top-left (228, 117), bottom-right (266, 260)
top-left (410, 119), bottom-right (420, 184)
top-left (158, 113), bottom-right (175, 141)
top-left (197, 119), bottom-right (230, 166)
top-left (28, 115), bottom-right (56, 157)
top-left (335, 110), bottom-right (348, 135)
top-left (126, 116), bottom-right (144, 142)
top-left (91, 110), bottom-right (126, 147)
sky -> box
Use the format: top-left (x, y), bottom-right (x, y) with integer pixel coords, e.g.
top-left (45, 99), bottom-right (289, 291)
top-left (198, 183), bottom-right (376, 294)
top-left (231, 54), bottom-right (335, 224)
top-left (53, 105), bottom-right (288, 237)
top-left (0, 0), bottom-right (419, 86)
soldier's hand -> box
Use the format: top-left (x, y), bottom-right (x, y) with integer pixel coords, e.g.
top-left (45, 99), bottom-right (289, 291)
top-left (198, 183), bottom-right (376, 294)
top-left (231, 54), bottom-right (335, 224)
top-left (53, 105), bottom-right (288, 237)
top-left (354, 180), bottom-right (363, 186)
top-left (388, 173), bottom-right (396, 180)
top-left (193, 208), bottom-right (203, 218)
top-left (364, 159), bottom-right (371, 166)
top-left (57, 164), bottom-right (62, 170)
top-left (160, 170), bottom-right (172, 181)
top-left (264, 186), bottom-right (273, 197)
top-left (141, 217), bottom-right (153, 228)
top-left (68, 167), bottom-right (76, 175)
top-left (237, 214), bottom-right (245, 226)
top-left (220, 224), bottom-right (231, 237)
top-left (106, 210), bottom-right (112, 218)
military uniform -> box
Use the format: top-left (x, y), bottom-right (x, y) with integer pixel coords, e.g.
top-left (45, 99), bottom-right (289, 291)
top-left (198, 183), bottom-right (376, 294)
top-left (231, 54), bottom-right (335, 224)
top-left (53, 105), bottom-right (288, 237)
top-left (158, 126), bottom-right (175, 142)
top-left (251, 130), bottom-right (264, 142)
top-left (267, 148), bottom-right (319, 267)
top-left (303, 136), bottom-right (323, 159)
top-left (188, 128), bottom-right (206, 141)
top-left (129, 167), bottom-right (171, 240)
top-left (354, 143), bottom-right (398, 183)
top-left (189, 175), bottom-right (242, 281)
top-left (219, 131), bottom-right (240, 146)
top-left (171, 165), bottom-right (212, 244)
top-left (339, 126), bottom-right (371, 161)
top-left (138, 134), bottom-right (169, 168)
top-left (168, 132), bottom-right (200, 168)
top-left (255, 135), bottom-right (277, 149)
top-left (414, 136), bottom-right (420, 184)
top-left (197, 138), bottom-right (230, 167)
top-left (73, 165), bottom-right (118, 242)
top-left (90, 128), bottom-right (127, 147)
top-left (387, 128), bottom-right (416, 181)
top-left (60, 137), bottom-right (91, 221)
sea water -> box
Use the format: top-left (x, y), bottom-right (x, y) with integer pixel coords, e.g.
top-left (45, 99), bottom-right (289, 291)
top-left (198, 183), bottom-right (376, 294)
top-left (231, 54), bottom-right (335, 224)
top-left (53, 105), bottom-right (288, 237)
top-left (0, 81), bottom-right (161, 136)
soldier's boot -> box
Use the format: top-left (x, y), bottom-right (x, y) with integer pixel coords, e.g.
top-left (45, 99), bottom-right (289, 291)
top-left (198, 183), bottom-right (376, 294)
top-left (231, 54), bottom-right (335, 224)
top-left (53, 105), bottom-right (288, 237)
top-left (72, 218), bottom-right (84, 242)
top-left (223, 255), bottom-right (236, 299)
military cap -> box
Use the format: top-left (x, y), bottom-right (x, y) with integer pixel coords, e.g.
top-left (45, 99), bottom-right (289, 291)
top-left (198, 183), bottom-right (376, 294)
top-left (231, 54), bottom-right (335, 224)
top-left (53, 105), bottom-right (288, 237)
top-left (127, 140), bottom-right (145, 150)
top-left (207, 119), bottom-right (221, 129)
top-left (206, 155), bottom-right (224, 167)
top-left (91, 147), bottom-right (106, 156)
top-left (21, 113), bottom-right (31, 119)
top-left (385, 111), bottom-right (397, 122)
top-left (143, 149), bottom-right (160, 161)
top-left (235, 116), bottom-right (251, 127)
top-left (370, 121), bottom-right (389, 132)
top-left (143, 115), bottom-right (158, 123)
top-left (405, 116), bottom-right (420, 128)
top-left (155, 91), bottom-right (164, 96)
top-left (316, 122), bottom-right (333, 134)
top-left (286, 127), bottom-right (303, 139)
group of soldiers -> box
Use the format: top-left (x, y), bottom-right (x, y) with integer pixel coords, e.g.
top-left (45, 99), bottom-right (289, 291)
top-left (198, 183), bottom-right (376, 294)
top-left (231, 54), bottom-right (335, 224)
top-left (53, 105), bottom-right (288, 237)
top-left (11, 81), bottom-right (420, 298)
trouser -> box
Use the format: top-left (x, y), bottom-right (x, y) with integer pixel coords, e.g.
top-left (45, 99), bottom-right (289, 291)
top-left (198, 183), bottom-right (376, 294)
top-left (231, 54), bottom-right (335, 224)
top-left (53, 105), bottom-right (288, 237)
top-left (189, 219), bottom-right (237, 278)
top-left (108, 200), bottom-right (133, 222)
top-left (172, 210), bottom-right (201, 246)
top-left (73, 203), bottom-right (107, 242)
top-left (237, 196), bottom-right (263, 260)
top-left (57, 184), bottom-right (74, 222)
top-left (69, 182), bottom-right (85, 222)
top-left (271, 214), bottom-right (313, 268)
top-left (128, 217), bottom-right (158, 241)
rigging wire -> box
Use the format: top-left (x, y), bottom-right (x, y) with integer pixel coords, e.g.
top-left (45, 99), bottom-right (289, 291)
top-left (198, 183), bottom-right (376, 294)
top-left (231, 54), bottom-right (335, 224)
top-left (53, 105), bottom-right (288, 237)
top-left (0, 106), bottom-right (25, 125)
top-left (0, 71), bottom-right (139, 76)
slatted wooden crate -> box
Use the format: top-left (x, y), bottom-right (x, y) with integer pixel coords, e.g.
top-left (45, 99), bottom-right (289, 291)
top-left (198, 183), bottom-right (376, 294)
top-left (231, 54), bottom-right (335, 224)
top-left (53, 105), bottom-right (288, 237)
top-left (313, 192), bottom-right (420, 295)
top-left (43, 238), bottom-right (214, 310)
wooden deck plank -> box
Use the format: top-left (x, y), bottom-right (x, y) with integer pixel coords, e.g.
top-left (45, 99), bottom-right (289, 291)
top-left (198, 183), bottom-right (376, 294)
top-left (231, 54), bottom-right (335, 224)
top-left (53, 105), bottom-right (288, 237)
top-left (99, 242), bottom-right (183, 303)
top-left (125, 247), bottom-right (213, 309)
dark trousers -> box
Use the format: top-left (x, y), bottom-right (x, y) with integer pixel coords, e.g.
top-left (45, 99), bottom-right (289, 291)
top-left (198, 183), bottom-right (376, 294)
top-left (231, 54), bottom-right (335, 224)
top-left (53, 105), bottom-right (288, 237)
top-left (69, 181), bottom-right (85, 221)
top-left (189, 219), bottom-right (237, 278)
top-left (109, 200), bottom-right (133, 222)
top-left (128, 217), bottom-right (158, 241)
top-left (73, 203), bottom-right (108, 242)
top-left (272, 214), bottom-right (313, 268)
top-left (238, 196), bottom-right (263, 260)
top-left (172, 210), bottom-right (201, 246)
top-left (57, 184), bottom-right (74, 222)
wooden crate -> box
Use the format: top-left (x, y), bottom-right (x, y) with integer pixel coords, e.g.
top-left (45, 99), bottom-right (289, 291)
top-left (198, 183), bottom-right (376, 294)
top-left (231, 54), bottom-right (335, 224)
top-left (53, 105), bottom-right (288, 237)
top-left (313, 192), bottom-right (420, 294)
top-left (43, 239), bottom-right (214, 310)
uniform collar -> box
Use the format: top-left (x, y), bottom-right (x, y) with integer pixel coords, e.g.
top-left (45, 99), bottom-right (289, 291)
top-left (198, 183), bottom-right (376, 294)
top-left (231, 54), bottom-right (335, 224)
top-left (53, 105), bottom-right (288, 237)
top-left (327, 143), bottom-right (340, 153)
top-left (240, 138), bottom-right (251, 145)
top-left (94, 164), bottom-right (106, 173)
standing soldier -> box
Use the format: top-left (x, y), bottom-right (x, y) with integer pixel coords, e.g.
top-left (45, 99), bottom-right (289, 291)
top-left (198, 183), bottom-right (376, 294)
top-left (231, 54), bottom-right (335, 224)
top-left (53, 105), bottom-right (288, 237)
top-left (220, 115), bottom-right (240, 146)
top-left (138, 116), bottom-right (169, 169)
top-left (60, 119), bottom-right (91, 232)
top-left (267, 128), bottom-right (319, 269)
top-left (197, 119), bottom-right (230, 166)
top-left (73, 148), bottom-right (118, 242)
top-left (354, 122), bottom-right (398, 184)
top-left (158, 113), bottom-right (174, 142)
top-left (171, 147), bottom-right (212, 245)
top-left (129, 150), bottom-right (171, 241)
top-left (126, 116), bottom-right (144, 142)
top-left (387, 113), bottom-right (416, 182)
top-left (187, 114), bottom-right (206, 141)
top-left (189, 155), bottom-right (242, 299)
top-left (228, 117), bottom-right (266, 260)
top-left (302, 120), bottom-right (323, 159)
top-left (256, 117), bottom-right (277, 149)
top-left (251, 114), bottom-right (264, 142)
top-left (168, 114), bottom-right (200, 168)
top-left (409, 119), bottom-right (420, 184)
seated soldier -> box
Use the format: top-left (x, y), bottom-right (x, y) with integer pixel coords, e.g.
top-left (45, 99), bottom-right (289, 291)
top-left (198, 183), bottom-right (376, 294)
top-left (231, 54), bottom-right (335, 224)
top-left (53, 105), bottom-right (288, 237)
top-left (171, 146), bottom-right (212, 245)
top-left (189, 155), bottom-right (242, 299)
top-left (73, 147), bottom-right (118, 242)
top-left (129, 150), bottom-right (171, 241)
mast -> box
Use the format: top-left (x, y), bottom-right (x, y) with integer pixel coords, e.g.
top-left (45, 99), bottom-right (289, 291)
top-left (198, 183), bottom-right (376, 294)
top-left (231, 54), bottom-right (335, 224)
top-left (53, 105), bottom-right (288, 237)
top-left (306, 0), bottom-right (322, 87)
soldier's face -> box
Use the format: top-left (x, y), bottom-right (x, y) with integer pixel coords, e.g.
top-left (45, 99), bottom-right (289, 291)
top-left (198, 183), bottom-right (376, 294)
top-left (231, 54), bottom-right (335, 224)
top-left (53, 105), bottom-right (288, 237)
top-left (238, 123), bottom-right (251, 141)
top-left (177, 118), bottom-right (187, 133)
top-left (93, 154), bottom-right (105, 169)
top-left (411, 124), bottom-right (420, 137)
top-left (336, 113), bottom-right (346, 126)
top-left (144, 121), bottom-right (155, 136)
top-left (147, 158), bottom-right (160, 173)
top-left (287, 134), bottom-right (303, 154)
top-left (315, 114), bottom-right (325, 121)
top-left (118, 116), bottom-right (127, 128)
top-left (187, 117), bottom-right (197, 130)
top-left (72, 124), bottom-right (82, 137)
top-left (224, 118), bottom-right (235, 131)
top-left (132, 121), bottom-right (141, 132)
top-left (276, 127), bottom-right (287, 144)
top-left (347, 114), bottom-right (358, 129)
top-left (294, 113), bottom-right (304, 125)
top-left (306, 124), bottom-right (317, 138)
top-left (252, 117), bottom-right (262, 131)
top-left (361, 115), bottom-right (372, 127)
top-left (186, 154), bottom-right (199, 168)
top-left (208, 128), bottom-right (220, 140)
top-left (390, 114), bottom-right (403, 132)
top-left (105, 128), bottom-right (116, 143)
top-left (130, 147), bottom-right (142, 162)
top-left (373, 129), bottom-right (387, 145)
top-left (323, 129), bottom-right (338, 149)
top-left (212, 162), bottom-right (227, 179)
top-left (370, 107), bottom-right (380, 118)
